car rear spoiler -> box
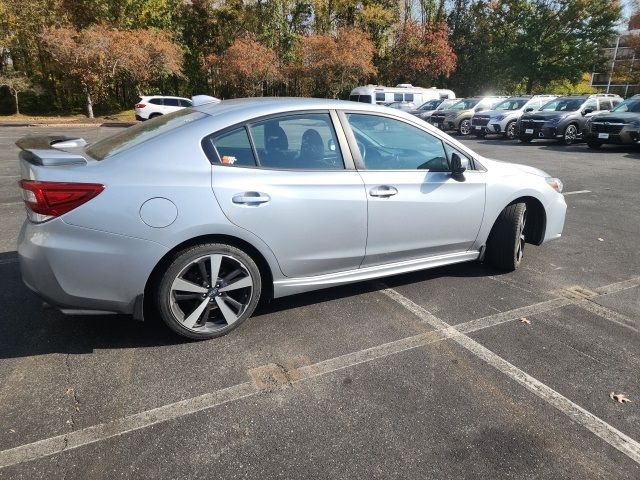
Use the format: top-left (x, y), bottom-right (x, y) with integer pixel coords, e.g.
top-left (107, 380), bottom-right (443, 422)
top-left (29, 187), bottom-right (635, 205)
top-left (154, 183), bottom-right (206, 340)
top-left (16, 136), bottom-right (88, 166)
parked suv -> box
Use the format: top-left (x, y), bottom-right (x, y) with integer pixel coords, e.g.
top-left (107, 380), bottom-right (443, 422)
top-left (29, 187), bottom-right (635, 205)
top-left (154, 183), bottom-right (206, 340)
top-left (471, 95), bottom-right (556, 140)
top-left (584, 95), bottom-right (640, 149)
top-left (135, 95), bottom-right (193, 121)
top-left (430, 96), bottom-right (507, 135)
top-left (518, 94), bottom-right (622, 145)
top-left (409, 98), bottom-right (458, 121)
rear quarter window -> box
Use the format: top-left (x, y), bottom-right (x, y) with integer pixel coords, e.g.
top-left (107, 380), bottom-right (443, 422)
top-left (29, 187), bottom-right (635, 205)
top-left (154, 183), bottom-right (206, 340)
top-left (85, 109), bottom-right (207, 160)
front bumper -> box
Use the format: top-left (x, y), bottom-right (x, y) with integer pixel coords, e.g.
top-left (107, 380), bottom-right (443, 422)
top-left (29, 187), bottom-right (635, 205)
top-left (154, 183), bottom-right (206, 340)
top-left (543, 192), bottom-right (567, 243)
top-left (430, 117), bottom-right (459, 130)
top-left (584, 128), bottom-right (640, 144)
top-left (18, 218), bottom-right (169, 315)
top-left (519, 124), bottom-right (562, 139)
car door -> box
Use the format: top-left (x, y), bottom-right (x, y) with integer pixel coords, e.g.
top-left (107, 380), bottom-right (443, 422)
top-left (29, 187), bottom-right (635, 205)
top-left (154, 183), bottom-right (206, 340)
top-left (207, 111), bottom-right (367, 278)
top-left (342, 112), bottom-right (486, 267)
top-left (163, 98), bottom-right (182, 114)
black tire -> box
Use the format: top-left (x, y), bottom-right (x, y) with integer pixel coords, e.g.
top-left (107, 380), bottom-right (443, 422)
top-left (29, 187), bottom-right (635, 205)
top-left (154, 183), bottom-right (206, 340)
top-left (561, 123), bottom-right (579, 145)
top-left (587, 140), bottom-right (603, 149)
top-left (458, 119), bottom-right (472, 136)
top-left (504, 121), bottom-right (517, 140)
top-left (149, 112), bottom-right (162, 119)
top-left (486, 202), bottom-right (527, 272)
top-left (156, 243), bottom-right (262, 340)
top-left (519, 136), bottom-right (533, 143)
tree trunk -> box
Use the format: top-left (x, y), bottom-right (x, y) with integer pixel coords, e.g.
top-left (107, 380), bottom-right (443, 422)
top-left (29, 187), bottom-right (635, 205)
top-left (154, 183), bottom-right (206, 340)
top-left (12, 89), bottom-right (20, 115)
top-left (86, 92), bottom-right (94, 118)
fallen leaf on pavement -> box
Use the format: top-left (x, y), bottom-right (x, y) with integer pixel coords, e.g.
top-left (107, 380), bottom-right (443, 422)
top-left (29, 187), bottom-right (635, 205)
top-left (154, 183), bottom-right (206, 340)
top-left (519, 317), bottom-right (531, 325)
top-left (609, 392), bottom-right (631, 403)
top-left (597, 238), bottom-right (604, 242)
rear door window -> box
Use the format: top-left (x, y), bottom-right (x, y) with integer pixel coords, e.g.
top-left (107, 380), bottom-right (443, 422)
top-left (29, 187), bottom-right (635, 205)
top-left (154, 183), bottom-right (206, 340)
top-left (149, 98), bottom-right (163, 105)
top-left (249, 113), bottom-right (344, 170)
top-left (164, 98), bottom-right (180, 107)
top-left (179, 99), bottom-right (192, 107)
top-left (394, 93), bottom-right (403, 102)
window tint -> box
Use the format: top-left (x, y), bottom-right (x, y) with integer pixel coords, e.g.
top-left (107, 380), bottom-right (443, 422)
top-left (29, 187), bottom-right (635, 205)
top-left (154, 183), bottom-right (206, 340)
top-left (346, 114), bottom-right (449, 171)
top-left (405, 93), bottom-right (414, 102)
top-left (164, 98), bottom-right (180, 107)
top-left (149, 98), bottom-right (163, 105)
top-left (208, 127), bottom-right (257, 166)
top-left (179, 99), bottom-right (192, 107)
top-left (444, 143), bottom-right (472, 170)
top-left (584, 100), bottom-right (597, 111)
top-left (599, 99), bottom-right (612, 110)
top-left (87, 109), bottom-right (206, 160)
top-left (250, 113), bottom-right (344, 169)
top-left (394, 93), bottom-right (403, 102)
top-left (375, 92), bottom-right (385, 102)
top-left (357, 95), bottom-right (372, 104)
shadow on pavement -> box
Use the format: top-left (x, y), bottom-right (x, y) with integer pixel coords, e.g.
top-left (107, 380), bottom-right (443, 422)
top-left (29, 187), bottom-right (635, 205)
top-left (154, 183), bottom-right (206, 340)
top-left (0, 250), bottom-right (499, 359)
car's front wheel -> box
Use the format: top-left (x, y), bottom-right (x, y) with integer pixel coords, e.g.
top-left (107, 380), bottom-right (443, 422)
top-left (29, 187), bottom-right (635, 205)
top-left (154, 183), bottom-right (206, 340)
top-left (157, 243), bottom-right (262, 340)
top-left (458, 119), bottom-right (472, 136)
top-left (486, 202), bottom-right (527, 272)
top-left (561, 124), bottom-right (578, 145)
top-left (505, 121), bottom-right (517, 140)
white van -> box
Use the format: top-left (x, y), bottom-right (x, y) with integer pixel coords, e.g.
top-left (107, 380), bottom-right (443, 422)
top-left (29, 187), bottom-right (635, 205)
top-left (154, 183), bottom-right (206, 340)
top-left (349, 84), bottom-right (456, 106)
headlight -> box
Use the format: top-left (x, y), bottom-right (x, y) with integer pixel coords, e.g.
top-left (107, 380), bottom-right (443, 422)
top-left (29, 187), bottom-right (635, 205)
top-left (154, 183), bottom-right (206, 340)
top-left (494, 115), bottom-right (505, 121)
top-left (627, 119), bottom-right (640, 129)
top-left (546, 177), bottom-right (563, 193)
top-left (547, 116), bottom-right (563, 125)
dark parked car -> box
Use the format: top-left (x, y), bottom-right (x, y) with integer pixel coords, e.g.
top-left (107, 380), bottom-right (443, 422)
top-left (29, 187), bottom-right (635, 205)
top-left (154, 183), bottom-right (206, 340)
top-left (517, 94), bottom-right (622, 145)
top-left (584, 94), bottom-right (640, 149)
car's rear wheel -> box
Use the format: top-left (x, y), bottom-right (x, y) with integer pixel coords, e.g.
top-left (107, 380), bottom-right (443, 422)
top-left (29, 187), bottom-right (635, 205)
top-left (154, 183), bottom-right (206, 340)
top-left (157, 243), bottom-right (261, 340)
top-left (505, 121), bottom-right (517, 140)
top-left (458, 119), bottom-right (472, 136)
top-left (587, 140), bottom-right (603, 149)
top-left (486, 202), bottom-right (527, 272)
top-left (561, 124), bottom-right (578, 145)
top-left (149, 112), bottom-right (162, 119)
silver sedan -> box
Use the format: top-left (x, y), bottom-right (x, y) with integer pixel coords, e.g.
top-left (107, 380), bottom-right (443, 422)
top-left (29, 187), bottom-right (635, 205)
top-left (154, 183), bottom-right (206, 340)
top-left (16, 98), bottom-right (566, 339)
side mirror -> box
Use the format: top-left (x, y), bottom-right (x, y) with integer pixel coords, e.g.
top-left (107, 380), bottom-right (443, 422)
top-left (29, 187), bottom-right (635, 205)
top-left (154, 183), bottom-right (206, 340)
top-left (582, 108), bottom-right (593, 115)
top-left (451, 153), bottom-right (466, 176)
top-left (524, 107), bottom-right (534, 112)
top-left (327, 139), bottom-right (336, 151)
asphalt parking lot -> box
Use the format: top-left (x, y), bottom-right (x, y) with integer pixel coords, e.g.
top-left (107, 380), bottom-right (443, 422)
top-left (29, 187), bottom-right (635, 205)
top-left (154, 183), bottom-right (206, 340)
top-left (0, 125), bottom-right (638, 479)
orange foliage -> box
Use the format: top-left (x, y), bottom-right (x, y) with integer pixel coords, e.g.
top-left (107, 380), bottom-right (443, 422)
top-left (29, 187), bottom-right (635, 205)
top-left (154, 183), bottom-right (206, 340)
top-left (292, 27), bottom-right (377, 98)
top-left (205, 36), bottom-right (282, 96)
top-left (386, 21), bottom-right (456, 85)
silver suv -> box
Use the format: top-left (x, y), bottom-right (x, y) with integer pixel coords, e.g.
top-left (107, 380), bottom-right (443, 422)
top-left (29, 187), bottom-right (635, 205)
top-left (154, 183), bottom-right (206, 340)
top-left (471, 95), bottom-right (557, 140)
top-left (430, 96), bottom-right (507, 135)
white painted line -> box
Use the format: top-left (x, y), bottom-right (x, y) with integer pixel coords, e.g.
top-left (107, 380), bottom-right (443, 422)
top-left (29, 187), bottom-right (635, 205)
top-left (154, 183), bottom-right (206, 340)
top-left (378, 286), bottom-right (640, 465)
top-left (594, 276), bottom-right (640, 296)
top-left (563, 190), bottom-right (591, 196)
top-left (0, 288), bottom-right (570, 469)
top-left (0, 276), bottom-right (636, 469)
top-left (572, 298), bottom-right (639, 333)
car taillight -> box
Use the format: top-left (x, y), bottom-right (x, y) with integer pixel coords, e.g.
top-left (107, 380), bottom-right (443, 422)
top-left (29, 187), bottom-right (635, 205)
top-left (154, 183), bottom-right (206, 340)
top-left (135, 103), bottom-right (146, 108)
top-left (19, 180), bottom-right (104, 222)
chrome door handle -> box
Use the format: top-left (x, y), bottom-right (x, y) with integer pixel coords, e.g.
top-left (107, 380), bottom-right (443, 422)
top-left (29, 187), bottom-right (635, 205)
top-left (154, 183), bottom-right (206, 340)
top-left (232, 192), bottom-right (270, 205)
top-left (369, 186), bottom-right (398, 198)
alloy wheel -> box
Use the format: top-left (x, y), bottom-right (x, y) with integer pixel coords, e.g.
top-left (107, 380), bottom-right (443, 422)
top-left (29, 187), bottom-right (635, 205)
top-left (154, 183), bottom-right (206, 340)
top-left (169, 254), bottom-right (253, 333)
top-left (563, 124), bottom-right (577, 145)
top-left (459, 120), bottom-right (471, 135)
top-left (516, 210), bottom-right (527, 262)
top-left (506, 122), bottom-right (516, 140)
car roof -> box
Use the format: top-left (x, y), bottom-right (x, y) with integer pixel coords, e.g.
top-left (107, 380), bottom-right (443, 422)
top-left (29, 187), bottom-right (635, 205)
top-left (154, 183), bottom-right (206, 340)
top-left (192, 97), bottom-right (411, 118)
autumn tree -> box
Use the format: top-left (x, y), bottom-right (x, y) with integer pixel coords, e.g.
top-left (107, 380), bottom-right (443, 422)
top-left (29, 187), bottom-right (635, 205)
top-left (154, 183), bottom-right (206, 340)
top-left (206, 36), bottom-right (282, 97)
top-left (0, 70), bottom-right (33, 114)
top-left (384, 21), bottom-right (456, 86)
top-left (42, 25), bottom-right (182, 117)
top-left (293, 27), bottom-right (377, 98)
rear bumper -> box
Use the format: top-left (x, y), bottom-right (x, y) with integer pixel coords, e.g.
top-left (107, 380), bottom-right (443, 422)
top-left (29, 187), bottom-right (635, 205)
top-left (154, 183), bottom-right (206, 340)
top-left (18, 219), bottom-right (168, 315)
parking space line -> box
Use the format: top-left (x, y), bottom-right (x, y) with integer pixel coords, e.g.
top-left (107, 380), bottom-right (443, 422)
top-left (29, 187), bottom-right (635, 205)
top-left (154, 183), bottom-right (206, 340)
top-left (378, 286), bottom-right (640, 465)
top-left (594, 276), bottom-right (640, 296)
top-left (0, 288), bottom-right (571, 469)
top-left (571, 298), bottom-right (638, 333)
top-left (563, 190), bottom-right (591, 196)
top-left (0, 276), bottom-right (637, 469)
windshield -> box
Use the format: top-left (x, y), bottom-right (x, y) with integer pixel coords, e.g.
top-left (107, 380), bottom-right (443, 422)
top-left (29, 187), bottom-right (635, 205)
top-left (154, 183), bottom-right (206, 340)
top-left (494, 99), bottom-right (528, 110)
top-left (418, 99), bottom-right (442, 111)
top-left (450, 98), bottom-right (480, 110)
top-left (436, 99), bottom-right (457, 110)
top-left (540, 98), bottom-right (585, 112)
top-left (86, 109), bottom-right (207, 160)
top-left (611, 98), bottom-right (640, 113)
